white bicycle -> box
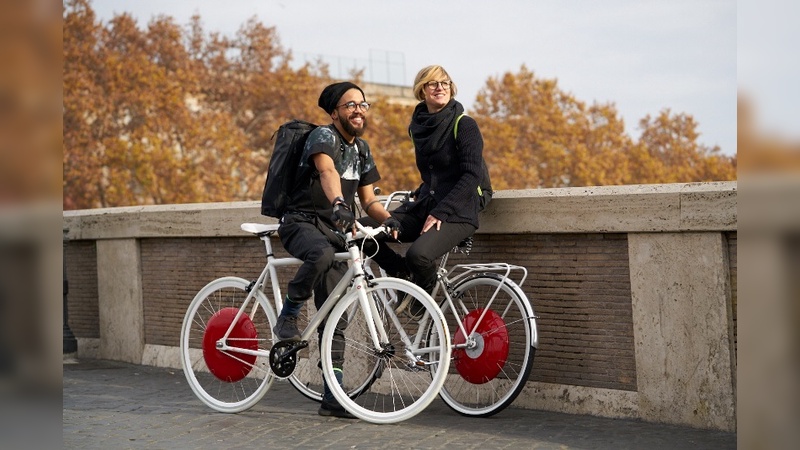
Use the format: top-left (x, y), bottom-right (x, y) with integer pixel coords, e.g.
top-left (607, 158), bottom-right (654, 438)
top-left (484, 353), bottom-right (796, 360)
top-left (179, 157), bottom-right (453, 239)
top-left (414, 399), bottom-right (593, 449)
top-left (180, 221), bottom-right (451, 424)
top-left (362, 191), bottom-right (539, 417)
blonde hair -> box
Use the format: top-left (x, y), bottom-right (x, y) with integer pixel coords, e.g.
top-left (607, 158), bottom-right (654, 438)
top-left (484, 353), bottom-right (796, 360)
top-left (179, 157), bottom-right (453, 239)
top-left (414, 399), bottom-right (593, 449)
top-left (412, 65), bottom-right (458, 101)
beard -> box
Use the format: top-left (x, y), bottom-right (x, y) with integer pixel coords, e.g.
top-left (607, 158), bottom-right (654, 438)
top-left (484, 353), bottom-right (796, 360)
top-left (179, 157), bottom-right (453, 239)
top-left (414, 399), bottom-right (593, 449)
top-left (339, 113), bottom-right (368, 138)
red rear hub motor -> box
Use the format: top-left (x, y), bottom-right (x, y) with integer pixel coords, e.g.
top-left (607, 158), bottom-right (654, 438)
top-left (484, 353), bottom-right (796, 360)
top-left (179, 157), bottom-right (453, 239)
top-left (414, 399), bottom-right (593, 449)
top-left (452, 309), bottom-right (509, 384)
top-left (202, 307), bottom-right (258, 382)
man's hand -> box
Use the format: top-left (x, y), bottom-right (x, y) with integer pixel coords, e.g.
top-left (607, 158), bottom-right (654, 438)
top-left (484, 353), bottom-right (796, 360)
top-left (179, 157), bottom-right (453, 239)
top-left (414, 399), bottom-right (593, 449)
top-left (331, 201), bottom-right (355, 231)
top-left (383, 216), bottom-right (402, 240)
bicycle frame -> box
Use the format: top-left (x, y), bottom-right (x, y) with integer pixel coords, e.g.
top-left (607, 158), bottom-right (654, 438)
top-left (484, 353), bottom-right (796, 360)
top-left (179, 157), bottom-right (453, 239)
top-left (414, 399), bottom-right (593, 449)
top-left (181, 219), bottom-right (453, 422)
top-left (214, 222), bottom-right (422, 364)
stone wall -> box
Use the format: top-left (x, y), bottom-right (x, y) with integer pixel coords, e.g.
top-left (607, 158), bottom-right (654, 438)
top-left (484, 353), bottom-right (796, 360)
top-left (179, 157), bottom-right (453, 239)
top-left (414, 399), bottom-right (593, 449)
top-left (63, 182), bottom-right (737, 431)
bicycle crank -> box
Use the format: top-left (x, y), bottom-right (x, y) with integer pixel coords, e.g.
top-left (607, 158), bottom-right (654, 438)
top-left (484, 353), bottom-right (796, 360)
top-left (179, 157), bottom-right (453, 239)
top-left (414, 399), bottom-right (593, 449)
top-left (269, 340), bottom-right (308, 378)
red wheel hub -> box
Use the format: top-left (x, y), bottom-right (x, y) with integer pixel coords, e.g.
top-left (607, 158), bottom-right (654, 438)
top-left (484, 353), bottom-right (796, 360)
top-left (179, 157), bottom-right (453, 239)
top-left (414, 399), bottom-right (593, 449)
top-left (452, 309), bottom-right (509, 384)
top-left (202, 307), bottom-right (258, 382)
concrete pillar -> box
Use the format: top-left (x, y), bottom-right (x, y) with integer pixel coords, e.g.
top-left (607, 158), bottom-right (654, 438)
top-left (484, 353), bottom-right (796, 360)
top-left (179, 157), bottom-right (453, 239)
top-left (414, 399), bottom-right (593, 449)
top-left (628, 232), bottom-right (736, 431)
top-left (96, 239), bottom-right (144, 364)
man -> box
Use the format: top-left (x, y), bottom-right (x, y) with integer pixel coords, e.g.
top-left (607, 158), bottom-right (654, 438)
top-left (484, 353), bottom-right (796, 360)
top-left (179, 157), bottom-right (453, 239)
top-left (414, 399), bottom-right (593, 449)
top-left (272, 81), bottom-right (400, 418)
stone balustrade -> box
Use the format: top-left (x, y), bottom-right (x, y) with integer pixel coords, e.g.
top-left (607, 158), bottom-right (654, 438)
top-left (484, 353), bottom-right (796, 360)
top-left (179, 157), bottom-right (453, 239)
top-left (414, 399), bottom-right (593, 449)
top-left (63, 181), bottom-right (737, 431)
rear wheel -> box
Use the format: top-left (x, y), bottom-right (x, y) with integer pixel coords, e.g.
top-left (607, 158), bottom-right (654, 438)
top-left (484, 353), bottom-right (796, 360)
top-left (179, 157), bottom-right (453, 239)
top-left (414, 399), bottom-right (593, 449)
top-left (439, 274), bottom-right (536, 417)
top-left (180, 277), bottom-right (277, 413)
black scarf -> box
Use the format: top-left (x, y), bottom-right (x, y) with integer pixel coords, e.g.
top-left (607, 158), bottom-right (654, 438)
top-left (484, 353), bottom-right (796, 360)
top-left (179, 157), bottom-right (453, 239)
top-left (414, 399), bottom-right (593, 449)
top-left (409, 99), bottom-right (464, 155)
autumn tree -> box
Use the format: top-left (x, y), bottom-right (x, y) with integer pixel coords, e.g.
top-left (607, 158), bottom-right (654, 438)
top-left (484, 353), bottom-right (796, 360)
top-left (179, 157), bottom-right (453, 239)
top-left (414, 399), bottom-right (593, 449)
top-left (64, 0), bottom-right (256, 208)
top-left (63, 2), bottom-right (735, 210)
top-left (471, 65), bottom-right (735, 189)
top-left (360, 98), bottom-right (416, 193)
top-left (63, 0), bottom-right (104, 209)
top-left (63, 0), bottom-right (417, 209)
top-left (634, 109), bottom-right (736, 183)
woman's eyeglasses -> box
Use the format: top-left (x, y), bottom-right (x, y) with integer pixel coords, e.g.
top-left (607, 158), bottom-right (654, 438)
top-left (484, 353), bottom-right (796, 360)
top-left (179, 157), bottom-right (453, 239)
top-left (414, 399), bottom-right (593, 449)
top-left (425, 80), bottom-right (451, 90)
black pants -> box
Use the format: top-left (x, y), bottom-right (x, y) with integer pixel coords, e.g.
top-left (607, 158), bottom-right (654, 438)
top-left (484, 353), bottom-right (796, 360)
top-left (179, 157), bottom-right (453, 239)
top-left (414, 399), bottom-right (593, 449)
top-left (279, 213), bottom-right (348, 365)
top-left (359, 199), bottom-right (476, 293)
top-left (279, 213), bottom-right (346, 305)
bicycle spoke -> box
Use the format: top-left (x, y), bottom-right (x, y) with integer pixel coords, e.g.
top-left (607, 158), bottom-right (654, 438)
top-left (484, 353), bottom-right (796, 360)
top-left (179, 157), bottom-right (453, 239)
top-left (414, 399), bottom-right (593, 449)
top-left (320, 278), bottom-right (450, 424)
top-left (438, 275), bottom-right (536, 417)
top-left (180, 278), bottom-right (276, 413)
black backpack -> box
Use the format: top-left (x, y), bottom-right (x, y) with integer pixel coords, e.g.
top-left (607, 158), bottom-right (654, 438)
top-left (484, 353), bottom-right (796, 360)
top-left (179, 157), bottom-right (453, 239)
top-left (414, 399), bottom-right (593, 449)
top-left (260, 119), bottom-right (318, 218)
top-left (260, 120), bottom-right (366, 218)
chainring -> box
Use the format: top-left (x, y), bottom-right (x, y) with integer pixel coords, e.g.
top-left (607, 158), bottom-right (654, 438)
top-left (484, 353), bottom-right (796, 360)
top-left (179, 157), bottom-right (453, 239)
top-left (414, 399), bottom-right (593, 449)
top-left (269, 340), bottom-right (307, 378)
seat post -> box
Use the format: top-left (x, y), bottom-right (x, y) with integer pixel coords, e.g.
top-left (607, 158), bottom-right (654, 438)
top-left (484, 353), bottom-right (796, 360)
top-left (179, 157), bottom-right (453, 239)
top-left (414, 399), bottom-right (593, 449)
top-left (262, 233), bottom-right (276, 260)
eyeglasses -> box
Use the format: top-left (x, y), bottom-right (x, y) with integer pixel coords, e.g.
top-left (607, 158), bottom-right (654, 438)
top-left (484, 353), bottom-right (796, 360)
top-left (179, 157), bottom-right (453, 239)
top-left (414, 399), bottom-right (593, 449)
top-left (425, 80), bottom-right (451, 90)
top-left (336, 101), bottom-right (371, 112)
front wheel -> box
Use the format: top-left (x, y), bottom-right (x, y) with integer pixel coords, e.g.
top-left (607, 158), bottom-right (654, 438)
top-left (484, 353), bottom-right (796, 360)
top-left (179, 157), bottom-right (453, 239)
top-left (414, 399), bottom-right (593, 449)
top-left (438, 274), bottom-right (536, 417)
top-left (320, 277), bottom-right (451, 424)
top-left (180, 277), bottom-right (277, 413)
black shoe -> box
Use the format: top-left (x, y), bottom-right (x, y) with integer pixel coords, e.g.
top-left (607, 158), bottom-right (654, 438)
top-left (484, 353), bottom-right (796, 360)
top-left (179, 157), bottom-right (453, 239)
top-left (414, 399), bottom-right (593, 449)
top-left (394, 295), bottom-right (426, 320)
top-left (318, 400), bottom-right (358, 419)
top-left (409, 298), bottom-right (427, 318)
top-left (272, 315), bottom-right (300, 341)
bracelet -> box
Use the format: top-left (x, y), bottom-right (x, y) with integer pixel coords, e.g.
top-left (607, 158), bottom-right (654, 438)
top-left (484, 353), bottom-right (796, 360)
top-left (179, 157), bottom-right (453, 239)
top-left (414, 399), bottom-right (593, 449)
top-left (332, 196), bottom-right (345, 207)
top-left (364, 199), bottom-right (381, 214)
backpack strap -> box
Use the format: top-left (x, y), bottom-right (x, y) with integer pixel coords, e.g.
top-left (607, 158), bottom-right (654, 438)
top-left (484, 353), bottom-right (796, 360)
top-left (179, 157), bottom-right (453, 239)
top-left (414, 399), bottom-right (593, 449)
top-left (354, 137), bottom-right (368, 160)
top-left (454, 113), bottom-right (467, 140)
top-left (326, 125), bottom-right (367, 163)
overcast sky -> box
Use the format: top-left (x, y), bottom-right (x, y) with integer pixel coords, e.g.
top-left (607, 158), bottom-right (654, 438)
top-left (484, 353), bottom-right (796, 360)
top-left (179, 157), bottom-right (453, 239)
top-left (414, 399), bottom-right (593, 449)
top-left (92, 0), bottom-right (737, 156)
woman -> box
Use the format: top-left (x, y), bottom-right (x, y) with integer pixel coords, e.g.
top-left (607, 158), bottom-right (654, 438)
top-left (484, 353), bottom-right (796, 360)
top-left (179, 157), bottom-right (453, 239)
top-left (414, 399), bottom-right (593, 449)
top-left (362, 65), bottom-right (489, 317)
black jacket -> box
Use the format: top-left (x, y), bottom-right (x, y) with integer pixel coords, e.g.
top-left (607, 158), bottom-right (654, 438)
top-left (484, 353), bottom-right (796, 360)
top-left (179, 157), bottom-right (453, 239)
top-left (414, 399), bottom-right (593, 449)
top-left (413, 111), bottom-right (484, 228)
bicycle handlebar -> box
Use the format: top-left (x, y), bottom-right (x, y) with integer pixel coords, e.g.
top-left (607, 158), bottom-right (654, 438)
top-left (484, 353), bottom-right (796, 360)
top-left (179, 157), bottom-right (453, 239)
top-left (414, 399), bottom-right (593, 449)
top-left (345, 222), bottom-right (387, 242)
top-left (381, 190), bottom-right (414, 209)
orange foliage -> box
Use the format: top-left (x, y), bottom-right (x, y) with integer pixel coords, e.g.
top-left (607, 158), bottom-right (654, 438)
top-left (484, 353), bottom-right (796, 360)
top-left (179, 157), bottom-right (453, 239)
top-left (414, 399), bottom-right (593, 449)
top-left (472, 66), bottom-right (736, 190)
top-left (63, 2), bottom-right (736, 209)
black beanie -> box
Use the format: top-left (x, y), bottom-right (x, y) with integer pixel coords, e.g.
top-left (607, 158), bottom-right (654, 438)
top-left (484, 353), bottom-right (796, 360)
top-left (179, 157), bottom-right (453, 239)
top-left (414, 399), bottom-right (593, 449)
top-left (318, 82), bottom-right (365, 114)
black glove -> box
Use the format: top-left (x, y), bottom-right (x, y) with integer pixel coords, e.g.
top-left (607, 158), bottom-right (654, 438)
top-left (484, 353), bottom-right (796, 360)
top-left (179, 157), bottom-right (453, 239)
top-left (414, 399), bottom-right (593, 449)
top-left (331, 202), bottom-right (355, 231)
top-left (383, 216), bottom-right (402, 237)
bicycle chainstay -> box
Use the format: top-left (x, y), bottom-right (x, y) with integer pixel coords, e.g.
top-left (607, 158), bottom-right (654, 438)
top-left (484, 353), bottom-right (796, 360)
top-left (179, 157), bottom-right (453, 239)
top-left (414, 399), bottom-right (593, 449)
top-left (269, 340), bottom-right (308, 378)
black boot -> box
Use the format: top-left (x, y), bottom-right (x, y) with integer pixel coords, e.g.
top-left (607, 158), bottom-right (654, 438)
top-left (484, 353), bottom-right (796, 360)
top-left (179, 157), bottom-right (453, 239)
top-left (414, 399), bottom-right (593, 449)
top-left (318, 368), bottom-right (357, 419)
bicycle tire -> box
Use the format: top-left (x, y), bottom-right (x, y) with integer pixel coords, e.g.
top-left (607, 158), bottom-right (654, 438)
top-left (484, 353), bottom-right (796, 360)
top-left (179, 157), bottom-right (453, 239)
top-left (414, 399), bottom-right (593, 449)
top-left (437, 273), bottom-right (536, 417)
top-left (180, 277), bottom-right (277, 413)
top-left (320, 277), bottom-right (451, 424)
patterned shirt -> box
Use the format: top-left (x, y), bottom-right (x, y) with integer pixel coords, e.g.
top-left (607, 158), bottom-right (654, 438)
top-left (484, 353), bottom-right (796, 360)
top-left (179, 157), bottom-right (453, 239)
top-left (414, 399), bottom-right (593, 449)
top-left (287, 125), bottom-right (380, 222)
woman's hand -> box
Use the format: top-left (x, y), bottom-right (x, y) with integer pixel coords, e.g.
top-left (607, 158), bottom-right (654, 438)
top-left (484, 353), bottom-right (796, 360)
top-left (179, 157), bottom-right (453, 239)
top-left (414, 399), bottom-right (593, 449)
top-left (421, 215), bottom-right (442, 234)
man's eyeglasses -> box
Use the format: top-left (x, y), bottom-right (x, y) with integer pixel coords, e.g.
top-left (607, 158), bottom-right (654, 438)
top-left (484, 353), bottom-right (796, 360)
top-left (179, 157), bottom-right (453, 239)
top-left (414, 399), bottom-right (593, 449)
top-left (336, 101), bottom-right (371, 112)
top-left (425, 80), bottom-right (451, 90)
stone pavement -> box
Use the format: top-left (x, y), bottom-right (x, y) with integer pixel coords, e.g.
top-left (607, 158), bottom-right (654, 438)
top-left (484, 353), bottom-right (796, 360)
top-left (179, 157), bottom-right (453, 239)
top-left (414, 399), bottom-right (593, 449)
top-left (63, 359), bottom-right (736, 449)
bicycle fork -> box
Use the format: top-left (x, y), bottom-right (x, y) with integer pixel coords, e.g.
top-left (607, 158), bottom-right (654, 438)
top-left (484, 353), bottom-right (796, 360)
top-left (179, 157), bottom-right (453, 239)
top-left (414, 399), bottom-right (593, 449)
top-left (358, 272), bottom-right (438, 371)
